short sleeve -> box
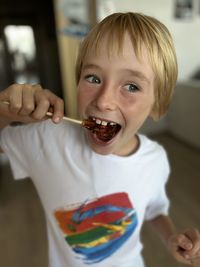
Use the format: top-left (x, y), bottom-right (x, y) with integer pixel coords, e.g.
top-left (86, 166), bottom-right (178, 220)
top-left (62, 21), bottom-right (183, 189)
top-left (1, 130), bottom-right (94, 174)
top-left (144, 148), bottom-right (170, 221)
top-left (0, 122), bottom-right (44, 180)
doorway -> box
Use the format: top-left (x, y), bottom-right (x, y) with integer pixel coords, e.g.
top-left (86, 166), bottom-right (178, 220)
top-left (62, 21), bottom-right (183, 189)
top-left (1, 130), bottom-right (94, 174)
top-left (1, 25), bottom-right (40, 87)
top-left (0, 0), bottom-right (63, 97)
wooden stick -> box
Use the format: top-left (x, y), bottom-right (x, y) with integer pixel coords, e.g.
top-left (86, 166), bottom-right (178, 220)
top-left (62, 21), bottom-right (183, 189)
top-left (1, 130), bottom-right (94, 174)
top-left (1, 101), bottom-right (82, 125)
top-left (46, 112), bottom-right (82, 125)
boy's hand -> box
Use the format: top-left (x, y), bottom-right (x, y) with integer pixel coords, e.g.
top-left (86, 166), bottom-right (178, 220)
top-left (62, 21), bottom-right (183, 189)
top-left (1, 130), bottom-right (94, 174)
top-left (0, 83), bottom-right (64, 124)
top-left (168, 228), bottom-right (200, 266)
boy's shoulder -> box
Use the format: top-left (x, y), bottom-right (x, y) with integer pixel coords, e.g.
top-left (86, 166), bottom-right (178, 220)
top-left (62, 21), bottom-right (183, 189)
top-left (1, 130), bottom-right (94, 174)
top-left (0, 119), bottom-right (83, 147)
top-left (138, 134), bottom-right (170, 175)
top-left (138, 133), bottom-right (168, 160)
top-left (24, 119), bottom-right (80, 136)
top-left (139, 133), bottom-right (165, 150)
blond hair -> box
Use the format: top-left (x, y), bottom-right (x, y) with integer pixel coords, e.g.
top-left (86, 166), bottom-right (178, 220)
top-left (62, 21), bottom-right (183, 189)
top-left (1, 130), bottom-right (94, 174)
top-left (76, 12), bottom-right (178, 119)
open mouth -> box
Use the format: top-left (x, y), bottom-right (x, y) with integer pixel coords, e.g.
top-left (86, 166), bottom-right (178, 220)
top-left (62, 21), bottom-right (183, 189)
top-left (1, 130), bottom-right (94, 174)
top-left (83, 117), bottom-right (121, 142)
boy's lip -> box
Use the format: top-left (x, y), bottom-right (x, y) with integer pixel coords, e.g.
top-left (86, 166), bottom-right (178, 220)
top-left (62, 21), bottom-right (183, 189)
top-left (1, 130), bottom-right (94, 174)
top-left (86, 115), bottom-right (121, 127)
top-left (84, 115), bottom-right (122, 145)
top-left (87, 128), bottom-right (122, 148)
top-left (87, 130), bottom-right (116, 146)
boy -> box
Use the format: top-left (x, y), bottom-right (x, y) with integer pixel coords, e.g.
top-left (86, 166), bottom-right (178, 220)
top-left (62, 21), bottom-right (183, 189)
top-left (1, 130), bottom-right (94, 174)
top-left (0, 12), bottom-right (200, 267)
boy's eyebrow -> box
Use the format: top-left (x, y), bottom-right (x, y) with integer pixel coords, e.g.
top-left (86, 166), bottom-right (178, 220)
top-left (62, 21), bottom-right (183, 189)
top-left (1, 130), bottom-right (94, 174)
top-left (82, 64), bottom-right (100, 71)
top-left (82, 64), bottom-right (150, 84)
top-left (124, 69), bottom-right (151, 84)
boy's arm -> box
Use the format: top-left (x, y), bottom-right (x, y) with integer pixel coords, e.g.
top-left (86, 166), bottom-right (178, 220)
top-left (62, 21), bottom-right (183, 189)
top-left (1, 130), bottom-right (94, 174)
top-left (149, 215), bottom-right (200, 266)
top-left (148, 215), bottom-right (176, 245)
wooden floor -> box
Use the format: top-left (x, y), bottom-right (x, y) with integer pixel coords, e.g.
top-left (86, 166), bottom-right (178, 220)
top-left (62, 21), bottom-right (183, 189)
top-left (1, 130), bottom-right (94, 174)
top-left (0, 133), bottom-right (199, 267)
top-left (142, 134), bottom-right (200, 267)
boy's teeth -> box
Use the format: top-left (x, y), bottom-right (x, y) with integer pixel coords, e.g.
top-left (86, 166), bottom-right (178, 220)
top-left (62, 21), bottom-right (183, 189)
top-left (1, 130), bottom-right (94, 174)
top-left (91, 117), bottom-right (117, 126)
top-left (101, 121), bottom-right (108, 126)
top-left (96, 119), bottom-right (101, 124)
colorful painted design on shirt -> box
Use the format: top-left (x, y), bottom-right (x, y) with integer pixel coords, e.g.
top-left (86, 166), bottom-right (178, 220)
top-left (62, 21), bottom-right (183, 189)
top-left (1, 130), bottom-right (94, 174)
top-left (54, 192), bottom-right (138, 264)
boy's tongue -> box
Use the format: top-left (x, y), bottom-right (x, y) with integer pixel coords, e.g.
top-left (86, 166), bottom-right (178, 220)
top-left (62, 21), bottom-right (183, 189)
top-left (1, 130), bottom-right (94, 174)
top-left (94, 125), bottom-right (120, 142)
top-left (84, 118), bottom-right (121, 143)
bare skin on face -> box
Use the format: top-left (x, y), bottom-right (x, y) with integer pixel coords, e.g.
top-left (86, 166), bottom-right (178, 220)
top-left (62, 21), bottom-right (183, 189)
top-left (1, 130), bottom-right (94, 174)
top-left (77, 33), bottom-right (155, 156)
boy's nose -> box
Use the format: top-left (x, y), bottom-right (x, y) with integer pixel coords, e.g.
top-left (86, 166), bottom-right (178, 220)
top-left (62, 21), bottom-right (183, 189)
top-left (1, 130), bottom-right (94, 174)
top-left (94, 86), bottom-right (117, 111)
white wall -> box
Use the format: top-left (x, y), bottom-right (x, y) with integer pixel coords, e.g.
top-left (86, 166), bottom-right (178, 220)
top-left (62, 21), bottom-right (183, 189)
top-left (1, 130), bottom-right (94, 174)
top-left (110, 0), bottom-right (200, 138)
top-left (113, 0), bottom-right (173, 134)
top-left (168, 81), bottom-right (200, 148)
top-left (113, 0), bottom-right (200, 81)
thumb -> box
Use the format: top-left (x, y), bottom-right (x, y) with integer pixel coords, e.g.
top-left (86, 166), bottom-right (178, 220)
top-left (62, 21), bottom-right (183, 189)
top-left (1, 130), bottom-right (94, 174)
top-left (177, 234), bottom-right (193, 251)
top-left (0, 99), bottom-right (10, 114)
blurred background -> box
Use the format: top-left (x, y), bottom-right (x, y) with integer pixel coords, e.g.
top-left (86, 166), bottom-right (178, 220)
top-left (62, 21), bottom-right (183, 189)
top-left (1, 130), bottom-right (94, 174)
top-left (0, 0), bottom-right (199, 267)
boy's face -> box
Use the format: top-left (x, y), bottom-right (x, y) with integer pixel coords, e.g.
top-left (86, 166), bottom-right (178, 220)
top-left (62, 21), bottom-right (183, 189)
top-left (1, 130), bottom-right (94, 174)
top-left (77, 33), bottom-right (155, 156)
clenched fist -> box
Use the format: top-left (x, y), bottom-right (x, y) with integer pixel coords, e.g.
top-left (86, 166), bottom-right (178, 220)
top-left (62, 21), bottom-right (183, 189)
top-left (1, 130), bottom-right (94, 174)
top-left (0, 83), bottom-right (64, 126)
top-left (168, 228), bottom-right (200, 266)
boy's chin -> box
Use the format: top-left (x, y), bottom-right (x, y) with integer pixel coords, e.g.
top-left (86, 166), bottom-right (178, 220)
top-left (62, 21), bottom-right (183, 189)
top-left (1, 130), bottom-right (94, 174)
top-left (90, 146), bottom-right (113, 155)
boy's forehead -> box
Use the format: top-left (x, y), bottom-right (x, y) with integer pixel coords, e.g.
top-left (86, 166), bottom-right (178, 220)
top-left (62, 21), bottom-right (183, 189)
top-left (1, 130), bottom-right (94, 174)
top-left (84, 32), bottom-right (148, 63)
top-left (82, 34), bottom-right (155, 83)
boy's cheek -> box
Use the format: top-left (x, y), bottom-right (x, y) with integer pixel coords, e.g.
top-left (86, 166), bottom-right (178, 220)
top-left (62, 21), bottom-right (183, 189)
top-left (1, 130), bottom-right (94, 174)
top-left (77, 95), bottom-right (87, 117)
top-left (77, 88), bottom-right (95, 111)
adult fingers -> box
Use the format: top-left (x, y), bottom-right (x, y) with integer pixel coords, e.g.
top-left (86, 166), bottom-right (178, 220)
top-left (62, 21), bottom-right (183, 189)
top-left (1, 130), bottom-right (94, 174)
top-left (18, 84), bottom-right (39, 116)
top-left (6, 84), bottom-right (23, 114)
top-left (44, 89), bottom-right (64, 123)
top-left (31, 88), bottom-right (64, 123)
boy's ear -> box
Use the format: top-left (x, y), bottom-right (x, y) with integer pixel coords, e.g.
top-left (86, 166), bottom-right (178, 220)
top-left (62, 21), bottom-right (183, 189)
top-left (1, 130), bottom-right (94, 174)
top-left (149, 106), bottom-right (159, 121)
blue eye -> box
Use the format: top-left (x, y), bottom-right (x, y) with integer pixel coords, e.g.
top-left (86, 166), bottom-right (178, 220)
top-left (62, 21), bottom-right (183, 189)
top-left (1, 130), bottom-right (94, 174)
top-left (124, 83), bottom-right (140, 93)
top-left (85, 75), bottom-right (101, 84)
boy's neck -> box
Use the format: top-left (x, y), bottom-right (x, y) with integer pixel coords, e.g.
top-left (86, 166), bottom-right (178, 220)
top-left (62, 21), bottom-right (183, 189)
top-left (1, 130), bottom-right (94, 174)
top-left (114, 135), bottom-right (140, 157)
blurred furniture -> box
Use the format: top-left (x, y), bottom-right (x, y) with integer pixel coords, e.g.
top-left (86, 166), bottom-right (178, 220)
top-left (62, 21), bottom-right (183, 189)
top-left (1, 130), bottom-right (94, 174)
top-left (168, 81), bottom-right (200, 148)
top-left (53, 0), bottom-right (97, 118)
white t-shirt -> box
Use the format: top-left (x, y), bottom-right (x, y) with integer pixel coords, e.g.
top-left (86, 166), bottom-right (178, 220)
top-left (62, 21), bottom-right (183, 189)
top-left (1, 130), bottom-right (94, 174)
top-left (0, 120), bottom-right (170, 267)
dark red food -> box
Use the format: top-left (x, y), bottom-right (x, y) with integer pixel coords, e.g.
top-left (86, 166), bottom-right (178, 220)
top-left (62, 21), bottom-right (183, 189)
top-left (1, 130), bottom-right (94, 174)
top-left (82, 118), bottom-right (121, 142)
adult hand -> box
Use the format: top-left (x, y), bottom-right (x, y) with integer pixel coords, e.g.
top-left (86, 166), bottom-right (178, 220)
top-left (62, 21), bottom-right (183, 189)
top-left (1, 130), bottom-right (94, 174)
top-left (0, 83), bottom-right (64, 125)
